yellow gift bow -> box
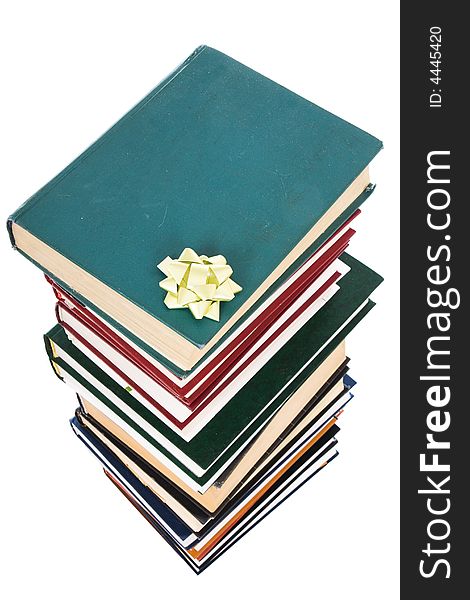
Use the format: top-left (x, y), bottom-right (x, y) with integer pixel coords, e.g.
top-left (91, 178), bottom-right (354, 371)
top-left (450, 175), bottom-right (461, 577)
top-left (157, 248), bottom-right (242, 322)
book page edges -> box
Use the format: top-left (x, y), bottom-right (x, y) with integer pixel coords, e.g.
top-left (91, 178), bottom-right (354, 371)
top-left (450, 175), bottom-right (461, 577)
top-left (79, 341), bottom-right (345, 511)
top-left (11, 168), bottom-right (368, 370)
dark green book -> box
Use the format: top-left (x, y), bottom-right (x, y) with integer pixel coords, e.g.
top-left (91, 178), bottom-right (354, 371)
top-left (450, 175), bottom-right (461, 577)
top-left (10, 45), bottom-right (382, 371)
top-left (44, 253), bottom-right (382, 491)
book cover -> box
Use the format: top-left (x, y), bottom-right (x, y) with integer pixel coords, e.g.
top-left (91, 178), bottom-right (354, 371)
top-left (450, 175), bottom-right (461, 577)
top-left (55, 258), bottom-right (345, 436)
top-left (48, 196), bottom-right (369, 378)
top-left (100, 439), bottom-right (337, 574)
top-left (72, 414), bottom-right (338, 554)
top-left (9, 46), bottom-right (382, 369)
top-left (45, 253), bottom-right (382, 488)
top-left (53, 225), bottom-right (353, 406)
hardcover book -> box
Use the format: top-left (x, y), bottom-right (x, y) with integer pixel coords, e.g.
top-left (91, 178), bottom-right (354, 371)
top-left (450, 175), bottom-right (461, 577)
top-left (71, 415), bottom-right (339, 573)
top-left (74, 406), bottom-right (341, 536)
top-left (45, 254), bottom-right (382, 491)
top-left (9, 45), bottom-right (382, 370)
top-left (55, 257), bottom-right (349, 440)
top-left (53, 225), bottom-right (354, 415)
top-left (78, 378), bottom-right (351, 520)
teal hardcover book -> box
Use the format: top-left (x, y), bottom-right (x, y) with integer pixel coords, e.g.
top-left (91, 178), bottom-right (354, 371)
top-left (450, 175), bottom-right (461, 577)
top-left (44, 253), bottom-right (383, 489)
top-left (51, 185), bottom-right (375, 380)
top-left (9, 46), bottom-right (382, 370)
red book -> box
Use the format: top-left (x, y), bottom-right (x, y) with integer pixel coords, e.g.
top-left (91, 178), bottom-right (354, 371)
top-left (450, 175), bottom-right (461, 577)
top-left (49, 215), bottom-right (358, 439)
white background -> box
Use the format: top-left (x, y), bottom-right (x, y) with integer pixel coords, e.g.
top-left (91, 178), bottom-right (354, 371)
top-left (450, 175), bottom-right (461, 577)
top-left (0, 1), bottom-right (399, 598)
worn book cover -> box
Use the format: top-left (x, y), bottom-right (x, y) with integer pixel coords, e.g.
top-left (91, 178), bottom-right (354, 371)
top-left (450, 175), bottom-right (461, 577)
top-left (9, 46), bottom-right (382, 369)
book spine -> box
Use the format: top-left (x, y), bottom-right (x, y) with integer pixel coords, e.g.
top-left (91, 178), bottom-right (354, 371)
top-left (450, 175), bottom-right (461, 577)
top-left (43, 333), bottom-right (64, 381)
top-left (6, 218), bottom-right (16, 248)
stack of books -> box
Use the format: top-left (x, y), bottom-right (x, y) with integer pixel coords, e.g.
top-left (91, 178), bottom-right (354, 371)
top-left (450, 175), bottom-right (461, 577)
top-left (7, 46), bottom-right (382, 573)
